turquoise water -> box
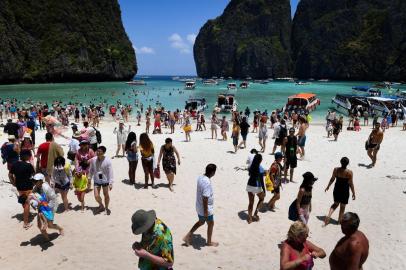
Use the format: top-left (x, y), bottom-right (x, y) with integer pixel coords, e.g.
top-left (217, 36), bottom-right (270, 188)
top-left (0, 76), bottom-right (404, 121)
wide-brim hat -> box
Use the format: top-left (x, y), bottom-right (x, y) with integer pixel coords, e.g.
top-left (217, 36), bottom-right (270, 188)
top-left (303, 171), bottom-right (318, 181)
top-left (79, 140), bottom-right (89, 145)
top-left (73, 131), bottom-right (81, 138)
top-left (8, 134), bottom-right (16, 140)
top-left (32, 173), bottom-right (45, 182)
top-left (23, 133), bottom-right (31, 139)
top-left (131, 210), bottom-right (156, 235)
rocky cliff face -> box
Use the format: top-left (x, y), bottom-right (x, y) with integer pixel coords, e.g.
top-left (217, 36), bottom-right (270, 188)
top-left (0, 0), bottom-right (136, 83)
top-left (194, 0), bottom-right (292, 79)
top-left (292, 0), bottom-right (406, 81)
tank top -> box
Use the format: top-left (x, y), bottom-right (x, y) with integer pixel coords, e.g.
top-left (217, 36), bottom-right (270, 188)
top-left (286, 136), bottom-right (297, 158)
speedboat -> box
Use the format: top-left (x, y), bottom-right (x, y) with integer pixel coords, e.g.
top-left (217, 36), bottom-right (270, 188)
top-left (126, 80), bottom-right (146, 85)
top-left (202, 79), bottom-right (218, 85)
top-left (366, 96), bottom-right (399, 116)
top-left (185, 80), bottom-right (196, 90)
top-left (295, 81), bottom-right (310, 85)
top-left (284, 93), bottom-right (320, 112)
top-left (214, 94), bottom-right (237, 113)
top-left (352, 86), bottom-right (381, 96)
top-left (185, 98), bottom-right (208, 116)
top-left (240, 81), bottom-right (249, 89)
top-left (227, 82), bottom-right (237, 90)
top-left (331, 94), bottom-right (369, 115)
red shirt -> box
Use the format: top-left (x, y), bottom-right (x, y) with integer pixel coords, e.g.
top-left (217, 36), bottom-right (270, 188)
top-left (36, 142), bottom-right (50, 168)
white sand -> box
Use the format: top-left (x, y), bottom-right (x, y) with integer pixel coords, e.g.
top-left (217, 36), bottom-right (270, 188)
top-left (0, 119), bottom-right (405, 269)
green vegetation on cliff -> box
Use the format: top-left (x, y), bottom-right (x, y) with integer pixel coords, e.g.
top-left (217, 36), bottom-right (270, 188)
top-left (0, 0), bottom-right (136, 83)
top-left (194, 0), bottom-right (292, 79)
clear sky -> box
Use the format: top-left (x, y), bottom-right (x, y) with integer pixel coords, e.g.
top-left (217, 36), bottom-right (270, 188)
top-left (119, 0), bottom-right (300, 75)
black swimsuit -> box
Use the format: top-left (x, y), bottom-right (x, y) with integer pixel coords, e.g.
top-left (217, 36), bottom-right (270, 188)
top-left (333, 176), bottom-right (350, 204)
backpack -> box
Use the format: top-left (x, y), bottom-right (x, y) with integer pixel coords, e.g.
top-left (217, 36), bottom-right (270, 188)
top-left (94, 127), bottom-right (102, 144)
top-left (279, 125), bottom-right (287, 138)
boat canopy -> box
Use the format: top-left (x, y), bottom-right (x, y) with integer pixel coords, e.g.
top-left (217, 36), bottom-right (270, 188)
top-left (288, 93), bottom-right (316, 100)
top-left (352, 86), bottom-right (371, 91)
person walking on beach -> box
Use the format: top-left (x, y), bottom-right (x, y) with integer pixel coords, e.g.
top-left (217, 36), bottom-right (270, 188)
top-left (329, 212), bottom-right (369, 270)
top-left (10, 149), bottom-right (34, 229)
top-left (267, 152), bottom-right (283, 210)
top-left (145, 113), bottom-right (151, 134)
top-left (271, 119), bottom-right (287, 154)
top-left (246, 154), bottom-right (266, 224)
top-left (280, 221), bottom-right (326, 270)
top-left (210, 113), bottom-right (218, 139)
top-left (297, 117), bottom-right (308, 158)
top-left (183, 164), bottom-right (219, 247)
top-left (231, 120), bottom-right (241, 153)
top-left (258, 120), bottom-right (268, 153)
top-left (324, 157), bottom-right (355, 226)
top-left (182, 115), bottom-right (192, 142)
top-left (157, 138), bottom-right (181, 191)
top-left (139, 133), bottom-right (155, 188)
top-left (2, 134), bottom-right (20, 182)
top-left (294, 172), bottom-right (317, 224)
top-left (220, 116), bottom-right (229, 141)
top-left (51, 156), bottom-right (72, 212)
top-left (366, 122), bottom-right (384, 167)
top-left (238, 116), bottom-right (250, 149)
top-left (113, 120), bottom-right (130, 158)
top-left (131, 209), bottom-right (174, 270)
top-left (284, 128), bottom-right (298, 183)
top-left (332, 118), bottom-right (342, 141)
top-left (31, 173), bottom-right (64, 241)
top-left (89, 146), bottom-right (113, 215)
top-left (125, 132), bottom-right (138, 185)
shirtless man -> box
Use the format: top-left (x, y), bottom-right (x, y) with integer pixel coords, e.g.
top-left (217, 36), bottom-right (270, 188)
top-left (296, 117), bottom-right (308, 158)
top-left (366, 122), bottom-right (384, 167)
top-left (329, 212), bottom-right (369, 270)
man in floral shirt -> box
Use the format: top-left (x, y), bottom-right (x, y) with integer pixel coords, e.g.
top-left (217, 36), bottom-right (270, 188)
top-left (132, 209), bottom-right (174, 270)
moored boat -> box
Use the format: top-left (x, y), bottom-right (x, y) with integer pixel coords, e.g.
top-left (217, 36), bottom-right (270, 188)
top-left (185, 80), bottom-right (196, 90)
top-left (126, 80), bottom-right (146, 85)
top-left (285, 93), bottom-right (320, 112)
top-left (214, 94), bottom-right (237, 113)
top-left (240, 81), bottom-right (249, 89)
top-left (227, 82), bottom-right (237, 90)
top-left (185, 98), bottom-right (208, 117)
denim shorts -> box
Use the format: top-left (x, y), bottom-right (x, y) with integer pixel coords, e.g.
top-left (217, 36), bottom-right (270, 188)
top-left (198, 214), bottom-right (214, 222)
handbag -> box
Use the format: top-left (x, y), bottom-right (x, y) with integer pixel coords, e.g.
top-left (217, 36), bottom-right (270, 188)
top-left (265, 173), bottom-right (274, 192)
top-left (153, 166), bottom-right (161, 179)
top-left (288, 199), bottom-right (299, 221)
top-left (183, 125), bottom-right (192, 132)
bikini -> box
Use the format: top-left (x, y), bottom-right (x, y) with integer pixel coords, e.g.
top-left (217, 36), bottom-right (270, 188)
top-left (286, 241), bottom-right (314, 270)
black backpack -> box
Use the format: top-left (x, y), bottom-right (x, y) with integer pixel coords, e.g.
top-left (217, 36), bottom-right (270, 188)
top-left (94, 127), bottom-right (102, 144)
top-left (279, 125), bottom-right (287, 138)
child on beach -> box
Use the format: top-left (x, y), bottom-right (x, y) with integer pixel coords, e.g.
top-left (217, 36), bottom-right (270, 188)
top-left (73, 169), bottom-right (88, 212)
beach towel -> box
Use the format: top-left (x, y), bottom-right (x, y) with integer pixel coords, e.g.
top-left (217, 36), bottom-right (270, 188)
top-left (47, 142), bottom-right (64, 175)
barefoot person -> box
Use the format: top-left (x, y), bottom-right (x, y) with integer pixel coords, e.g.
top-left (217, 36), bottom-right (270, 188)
top-left (183, 164), bottom-right (218, 247)
top-left (280, 221), bottom-right (326, 270)
top-left (31, 173), bottom-right (64, 240)
top-left (131, 209), bottom-right (174, 270)
top-left (139, 133), bottom-right (155, 188)
top-left (258, 120), bottom-right (268, 153)
top-left (366, 122), bottom-right (384, 167)
top-left (125, 132), bottom-right (138, 185)
top-left (51, 156), bottom-right (72, 212)
top-left (297, 117), bottom-right (308, 158)
top-left (113, 120), bottom-right (130, 157)
top-left (237, 116), bottom-right (250, 149)
top-left (89, 146), bottom-right (113, 215)
top-left (284, 128), bottom-right (298, 183)
top-left (246, 154), bottom-right (265, 223)
top-left (324, 157), bottom-right (355, 226)
top-left (329, 212), bottom-right (369, 270)
top-left (267, 152), bottom-right (283, 210)
top-left (157, 138), bottom-right (180, 191)
top-left (295, 172), bottom-right (317, 224)
top-left (10, 149), bottom-right (34, 229)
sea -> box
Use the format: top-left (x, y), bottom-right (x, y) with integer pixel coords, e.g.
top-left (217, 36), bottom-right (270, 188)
top-left (0, 76), bottom-right (404, 122)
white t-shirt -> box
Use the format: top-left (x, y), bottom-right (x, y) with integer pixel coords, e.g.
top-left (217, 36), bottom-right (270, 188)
top-left (246, 153), bottom-right (256, 168)
top-left (196, 175), bottom-right (214, 216)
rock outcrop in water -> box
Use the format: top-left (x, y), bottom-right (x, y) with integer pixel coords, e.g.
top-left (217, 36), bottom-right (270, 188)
top-left (292, 0), bottom-right (406, 81)
top-left (0, 0), bottom-right (136, 83)
top-left (194, 0), bottom-right (292, 79)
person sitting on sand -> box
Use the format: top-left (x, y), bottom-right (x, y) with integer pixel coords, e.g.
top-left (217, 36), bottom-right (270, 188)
top-left (89, 146), bottom-right (113, 215)
top-left (157, 138), bottom-right (181, 192)
top-left (267, 152), bottom-right (283, 210)
top-left (246, 154), bottom-right (266, 223)
top-left (280, 221), bottom-right (326, 270)
top-left (131, 209), bottom-right (174, 270)
top-left (183, 164), bottom-right (219, 247)
top-left (324, 157), bottom-right (355, 226)
top-left (329, 212), bottom-right (369, 270)
top-left (31, 173), bottom-right (63, 241)
top-left (366, 122), bottom-right (384, 167)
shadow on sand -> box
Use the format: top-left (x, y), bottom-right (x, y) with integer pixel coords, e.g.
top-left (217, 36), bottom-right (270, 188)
top-left (20, 233), bottom-right (59, 251)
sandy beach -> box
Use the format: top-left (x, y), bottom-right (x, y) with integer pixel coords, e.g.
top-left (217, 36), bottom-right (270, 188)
top-left (0, 119), bottom-right (405, 270)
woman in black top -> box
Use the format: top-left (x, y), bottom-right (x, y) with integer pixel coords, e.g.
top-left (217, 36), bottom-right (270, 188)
top-left (296, 172), bottom-right (317, 224)
top-left (324, 157), bottom-right (356, 226)
top-left (246, 154), bottom-right (265, 224)
top-left (238, 116), bottom-right (250, 149)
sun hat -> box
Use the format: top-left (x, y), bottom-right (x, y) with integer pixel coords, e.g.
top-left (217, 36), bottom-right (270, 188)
top-left (289, 127), bottom-right (295, 132)
top-left (73, 131), bottom-right (81, 138)
top-left (23, 133), bottom-right (31, 139)
top-left (131, 209), bottom-right (156, 235)
top-left (8, 134), bottom-right (16, 140)
top-left (119, 120), bottom-right (124, 124)
top-left (303, 172), bottom-right (318, 181)
top-left (275, 152), bottom-right (283, 160)
top-left (32, 173), bottom-right (45, 181)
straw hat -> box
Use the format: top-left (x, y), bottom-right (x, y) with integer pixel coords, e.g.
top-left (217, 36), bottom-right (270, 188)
top-left (73, 131), bottom-right (81, 138)
top-left (131, 210), bottom-right (156, 235)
